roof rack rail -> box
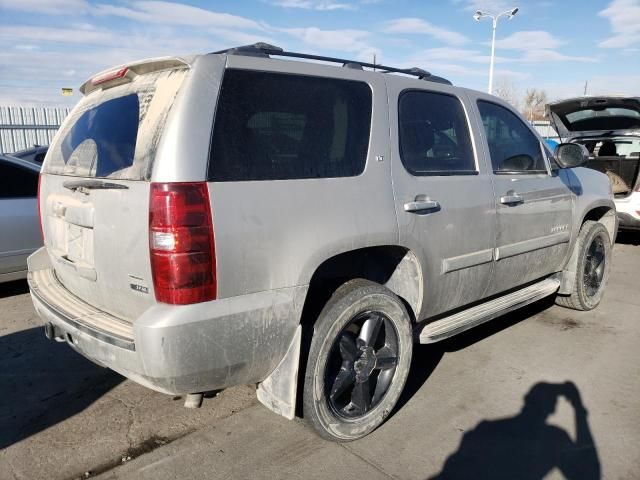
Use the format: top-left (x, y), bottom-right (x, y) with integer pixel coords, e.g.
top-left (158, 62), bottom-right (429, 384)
top-left (213, 43), bottom-right (452, 85)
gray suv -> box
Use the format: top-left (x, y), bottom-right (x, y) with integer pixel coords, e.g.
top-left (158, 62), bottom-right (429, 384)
top-left (28, 43), bottom-right (616, 441)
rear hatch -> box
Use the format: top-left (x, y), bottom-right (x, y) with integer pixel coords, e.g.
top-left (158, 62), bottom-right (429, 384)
top-left (547, 97), bottom-right (640, 197)
top-left (40, 58), bottom-right (189, 321)
top-left (547, 96), bottom-right (640, 139)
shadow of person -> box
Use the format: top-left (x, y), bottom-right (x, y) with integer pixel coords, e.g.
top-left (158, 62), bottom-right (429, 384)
top-left (429, 382), bottom-right (600, 480)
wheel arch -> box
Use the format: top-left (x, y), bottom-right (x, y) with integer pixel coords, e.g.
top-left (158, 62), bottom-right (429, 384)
top-left (299, 245), bottom-right (423, 328)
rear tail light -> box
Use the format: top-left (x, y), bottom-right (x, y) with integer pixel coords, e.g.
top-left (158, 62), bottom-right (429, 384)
top-left (37, 174), bottom-right (44, 241)
top-left (149, 182), bottom-right (216, 305)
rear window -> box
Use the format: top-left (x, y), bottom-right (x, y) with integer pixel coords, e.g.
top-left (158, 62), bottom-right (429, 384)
top-left (60, 94), bottom-right (139, 178)
top-left (209, 69), bottom-right (372, 181)
top-left (44, 69), bottom-right (187, 180)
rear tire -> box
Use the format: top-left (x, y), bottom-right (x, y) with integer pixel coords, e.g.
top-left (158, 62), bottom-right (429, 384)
top-left (556, 220), bottom-right (611, 311)
top-left (303, 279), bottom-right (413, 442)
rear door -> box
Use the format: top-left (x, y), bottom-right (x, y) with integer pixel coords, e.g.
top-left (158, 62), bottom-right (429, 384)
top-left (0, 158), bottom-right (41, 276)
top-left (40, 65), bottom-right (189, 321)
top-left (388, 81), bottom-right (496, 319)
top-left (471, 96), bottom-right (573, 296)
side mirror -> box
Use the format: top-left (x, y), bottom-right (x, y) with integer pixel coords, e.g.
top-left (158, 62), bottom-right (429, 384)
top-left (554, 143), bottom-right (588, 169)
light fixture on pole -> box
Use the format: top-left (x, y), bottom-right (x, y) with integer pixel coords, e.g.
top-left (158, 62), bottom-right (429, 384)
top-left (474, 7), bottom-right (519, 94)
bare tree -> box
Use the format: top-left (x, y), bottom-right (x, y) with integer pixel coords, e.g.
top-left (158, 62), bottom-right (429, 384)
top-left (523, 88), bottom-right (548, 121)
top-left (492, 76), bottom-right (520, 109)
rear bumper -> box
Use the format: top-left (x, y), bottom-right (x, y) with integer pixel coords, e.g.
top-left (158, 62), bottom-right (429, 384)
top-left (28, 248), bottom-right (307, 395)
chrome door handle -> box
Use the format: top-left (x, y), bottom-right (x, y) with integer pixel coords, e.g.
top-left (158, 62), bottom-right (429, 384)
top-left (500, 193), bottom-right (524, 205)
top-left (404, 199), bottom-right (441, 213)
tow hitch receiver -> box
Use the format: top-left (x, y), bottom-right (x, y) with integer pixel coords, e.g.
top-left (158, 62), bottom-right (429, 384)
top-left (44, 322), bottom-right (65, 342)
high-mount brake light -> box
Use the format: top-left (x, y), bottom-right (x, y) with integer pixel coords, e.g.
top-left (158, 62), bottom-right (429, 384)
top-left (149, 182), bottom-right (217, 305)
top-left (92, 67), bottom-right (129, 86)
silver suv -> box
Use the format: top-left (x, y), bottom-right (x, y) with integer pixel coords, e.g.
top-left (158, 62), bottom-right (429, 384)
top-left (29, 43), bottom-right (616, 441)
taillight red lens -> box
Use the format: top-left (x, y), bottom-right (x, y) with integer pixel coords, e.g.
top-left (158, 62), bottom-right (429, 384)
top-left (37, 173), bottom-right (44, 241)
top-left (149, 182), bottom-right (216, 305)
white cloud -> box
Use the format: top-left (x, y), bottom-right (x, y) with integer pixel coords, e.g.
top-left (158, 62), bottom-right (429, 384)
top-left (493, 69), bottom-right (530, 80)
top-left (411, 47), bottom-right (500, 64)
top-left (491, 31), bottom-right (596, 64)
top-left (598, 0), bottom-right (640, 48)
top-left (271, 0), bottom-right (356, 10)
top-left (281, 27), bottom-right (371, 52)
top-left (383, 18), bottom-right (469, 46)
top-left (93, 1), bottom-right (262, 30)
top-left (0, 25), bottom-right (117, 46)
top-left (518, 49), bottom-right (595, 63)
top-left (494, 31), bottom-right (564, 50)
top-left (539, 74), bottom-right (640, 101)
top-left (0, 0), bottom-right (89, 15)
top-left (14, 45), bottom-right (40, 51)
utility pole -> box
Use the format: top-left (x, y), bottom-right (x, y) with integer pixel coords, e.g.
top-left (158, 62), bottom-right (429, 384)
top-left (583, 80), bottom-right (588, 96)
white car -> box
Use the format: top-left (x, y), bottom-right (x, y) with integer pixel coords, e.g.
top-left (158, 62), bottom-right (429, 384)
top-left (0, 154), bottom-right (42, 282)
top-left (547, 96), bottom-right (640, 231)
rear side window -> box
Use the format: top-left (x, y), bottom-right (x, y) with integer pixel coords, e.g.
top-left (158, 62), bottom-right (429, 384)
top-left (209, 70), bottom-right (372, 181)
top-left (399, 90), bottom-right (475, 175)
top-left (477, 101), bottom-right (546, 173)
top-left (0, 161), bottom-right (38, 198)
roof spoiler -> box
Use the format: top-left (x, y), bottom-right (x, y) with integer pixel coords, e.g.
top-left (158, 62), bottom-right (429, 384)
top-left (80, 56), bottom-right (191, 95)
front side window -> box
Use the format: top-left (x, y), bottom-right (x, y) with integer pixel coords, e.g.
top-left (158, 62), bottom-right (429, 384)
top-left (477, 101), bottom-right (546, 173)
top-left (398, 90), bottom-right (475, 175)
top-left (0, 161), bottom-right (38, 198)
top-left (209, 70), bottom-right (372, 181)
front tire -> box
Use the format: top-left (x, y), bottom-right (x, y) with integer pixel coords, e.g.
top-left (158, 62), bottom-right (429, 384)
top-left (303, 279), bottom-right (413, 442)
top-left (556, 220), bottom-right (611, 311)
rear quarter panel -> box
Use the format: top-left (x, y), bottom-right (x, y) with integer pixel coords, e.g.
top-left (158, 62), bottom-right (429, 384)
top-left (201, 57), bottom-right (398, 298)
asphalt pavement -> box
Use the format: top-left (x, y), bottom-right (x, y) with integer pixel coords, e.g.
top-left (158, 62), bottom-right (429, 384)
top-left (1, 232), bottom-right (639, 480)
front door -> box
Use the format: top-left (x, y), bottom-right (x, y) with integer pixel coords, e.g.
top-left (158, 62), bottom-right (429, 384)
top-left (472, 97), bottom-right (573, 296)
top-left (389, 81), bottom-right (496, 319)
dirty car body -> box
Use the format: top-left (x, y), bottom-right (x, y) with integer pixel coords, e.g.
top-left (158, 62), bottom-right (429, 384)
top-left (29, 44), bottom-right (616, 440)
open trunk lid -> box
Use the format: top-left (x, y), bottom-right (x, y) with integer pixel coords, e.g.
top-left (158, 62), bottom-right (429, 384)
top-left (546, 96), bottom-right (640, 140)
top-left (39, 58), bottom-right (190, 321)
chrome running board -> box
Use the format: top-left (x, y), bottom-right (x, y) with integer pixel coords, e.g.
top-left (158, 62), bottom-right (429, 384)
top-left (418, 277), bottom-right (560, 344)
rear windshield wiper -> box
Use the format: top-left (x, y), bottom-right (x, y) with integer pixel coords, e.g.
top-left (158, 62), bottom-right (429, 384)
top-left (63, 179), bottom-right (129, 193)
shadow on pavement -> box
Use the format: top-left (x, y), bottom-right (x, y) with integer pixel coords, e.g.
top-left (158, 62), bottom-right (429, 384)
top-left (0, 279), bottom-right (30, 299)
top-left (428, 381), bottom-right (600, 480)
top-left (0, 324), bottom-right (124, 449)
top-left (615, 230), bottom-right (640, 246)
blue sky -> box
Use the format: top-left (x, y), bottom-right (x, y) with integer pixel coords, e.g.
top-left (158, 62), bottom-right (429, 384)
top-left (0, 0), bottom-right (639, 107)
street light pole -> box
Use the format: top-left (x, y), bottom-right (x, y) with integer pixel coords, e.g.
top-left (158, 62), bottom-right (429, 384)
top-left (489, 17), bottom-right (497, 95)
top-left (474, 7), bottom-right (519, 94)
